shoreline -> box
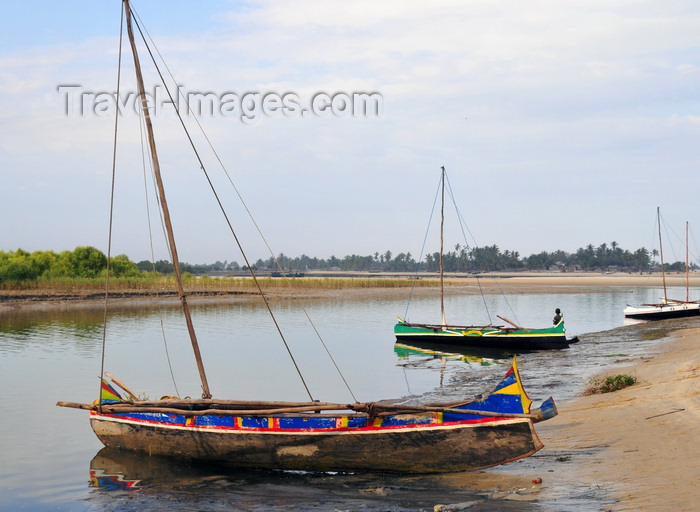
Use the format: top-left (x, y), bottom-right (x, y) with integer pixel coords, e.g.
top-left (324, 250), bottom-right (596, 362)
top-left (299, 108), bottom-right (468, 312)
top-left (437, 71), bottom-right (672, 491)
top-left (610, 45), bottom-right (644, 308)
top-left (535, 327), bottom-right (700, 511)
top-left (2, 271), bottom-right (699, 312)
top-left (430, 326), bottom-right (700, 511)
top-left (449, 325), bottom-right (700, 511)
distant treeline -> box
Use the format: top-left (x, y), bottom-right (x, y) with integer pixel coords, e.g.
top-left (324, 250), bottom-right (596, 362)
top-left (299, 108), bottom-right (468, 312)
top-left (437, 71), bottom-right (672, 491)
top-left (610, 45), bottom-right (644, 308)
top-left (253, 242), bottom-right (691, 274)
top-left (0, 242), bottom-right (693, 285)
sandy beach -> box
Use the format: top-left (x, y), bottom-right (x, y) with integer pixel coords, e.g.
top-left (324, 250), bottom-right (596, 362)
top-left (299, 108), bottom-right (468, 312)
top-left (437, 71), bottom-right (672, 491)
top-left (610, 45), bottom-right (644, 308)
top-left (534, 327), bottom-right (700, 511)
top-left (421, 323), bottom-right (699, 512)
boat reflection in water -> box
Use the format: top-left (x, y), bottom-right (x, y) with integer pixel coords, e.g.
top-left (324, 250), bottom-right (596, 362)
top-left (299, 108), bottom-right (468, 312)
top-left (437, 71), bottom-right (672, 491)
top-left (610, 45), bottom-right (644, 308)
top-left (89, 448), bottom-right (219, 493)
top-left (394, 340), bottom-right (513, 365)
top-left (90, 449), bottom-right (144, 491)
top-left (394, 341), bottom-right (511, 389)
top-left (87, 447), bottom-right (532, 511)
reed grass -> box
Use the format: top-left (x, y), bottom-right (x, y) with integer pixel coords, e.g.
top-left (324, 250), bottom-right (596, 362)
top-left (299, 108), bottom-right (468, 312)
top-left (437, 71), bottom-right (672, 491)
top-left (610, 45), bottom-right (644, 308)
top-left (0, 275), bottom-right (444, 295)
top-left (237, 277), bottom-right (438, 290)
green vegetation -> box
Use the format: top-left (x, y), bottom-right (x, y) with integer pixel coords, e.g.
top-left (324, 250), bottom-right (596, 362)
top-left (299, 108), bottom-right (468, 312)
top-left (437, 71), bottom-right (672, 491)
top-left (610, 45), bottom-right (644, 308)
top-left (0, 247), bottom-right (140, 285)
top-left (0, 247), bottom-right (433, 291)
top-left (639, 330), bottom-right (670, 341)
top-left (587, 374), bottom-right (637, 394)
top-left (257, 242), bottom-right (664, 273)
top-left (0, 239), bottom-right (683, 287)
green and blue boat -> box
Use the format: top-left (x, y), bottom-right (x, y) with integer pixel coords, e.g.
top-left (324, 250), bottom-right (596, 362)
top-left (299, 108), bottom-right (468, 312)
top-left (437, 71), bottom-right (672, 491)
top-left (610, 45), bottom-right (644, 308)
top-left (395, 316), bottom-right (569, 350)
top-left (395, 166), bottom-right (573, 351)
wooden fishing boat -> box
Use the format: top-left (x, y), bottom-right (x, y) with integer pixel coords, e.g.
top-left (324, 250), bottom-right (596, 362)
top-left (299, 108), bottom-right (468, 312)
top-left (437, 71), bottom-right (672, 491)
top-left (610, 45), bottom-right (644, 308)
top-left (394, 167), bottom-right (572, 350)
top-left (395, 317), bottom-right (569, 350)
top-left (624, 209), bottom-right (700, 321)
top-left (61, 358), bottom-right (556, 473)
top-left (57, 0), bottom-right (558, 473)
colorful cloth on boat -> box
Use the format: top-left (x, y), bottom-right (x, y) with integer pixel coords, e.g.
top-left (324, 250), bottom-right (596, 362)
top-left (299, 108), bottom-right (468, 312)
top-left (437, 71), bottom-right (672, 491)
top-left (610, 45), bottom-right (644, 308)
top-left (436, 356), bottom-right (532, 423)
top-left (466, 356), bottom-right (532, 415)
top-left (100, 379), bottom-right (123, 403)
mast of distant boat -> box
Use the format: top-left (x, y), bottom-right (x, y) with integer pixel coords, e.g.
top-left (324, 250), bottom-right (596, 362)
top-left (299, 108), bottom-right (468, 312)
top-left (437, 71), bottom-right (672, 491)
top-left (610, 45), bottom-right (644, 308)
top-left (123, 0), bottom-right (212, 399)
top-left (657, 207), bottom-right (668, 303)
top-left (440, 166), bottom-right (446, 327)
top-left (686, 221), bottom-right (690, 302)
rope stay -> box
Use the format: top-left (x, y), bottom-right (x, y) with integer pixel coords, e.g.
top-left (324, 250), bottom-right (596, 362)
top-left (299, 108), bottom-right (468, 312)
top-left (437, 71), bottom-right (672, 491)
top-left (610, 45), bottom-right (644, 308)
top-left (402, 166), bottom-right (523, 327)
top-left (107, 1), bottom-right (360, 403)
top-left (99, 0), bottom-right (126, 406)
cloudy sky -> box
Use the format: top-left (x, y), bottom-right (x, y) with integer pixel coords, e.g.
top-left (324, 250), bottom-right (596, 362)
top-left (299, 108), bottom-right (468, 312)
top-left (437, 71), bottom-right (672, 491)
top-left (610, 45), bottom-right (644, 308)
top-left (2, 0), bottom-right (699, 265)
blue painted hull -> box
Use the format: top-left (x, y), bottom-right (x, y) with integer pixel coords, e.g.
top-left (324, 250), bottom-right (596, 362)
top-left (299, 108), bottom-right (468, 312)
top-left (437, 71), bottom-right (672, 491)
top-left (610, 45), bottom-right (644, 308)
top-left (90, 412), bottom-right (542, 472)
top-left (85, 359), bottom-right (556, 473)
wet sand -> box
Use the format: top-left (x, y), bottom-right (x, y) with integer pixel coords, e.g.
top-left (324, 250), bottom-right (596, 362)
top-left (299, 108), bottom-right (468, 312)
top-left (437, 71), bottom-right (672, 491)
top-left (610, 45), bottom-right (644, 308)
top-left (420, 326), bottom-right (700, 511)
top-left (534, 327), bottom-right (700, 511)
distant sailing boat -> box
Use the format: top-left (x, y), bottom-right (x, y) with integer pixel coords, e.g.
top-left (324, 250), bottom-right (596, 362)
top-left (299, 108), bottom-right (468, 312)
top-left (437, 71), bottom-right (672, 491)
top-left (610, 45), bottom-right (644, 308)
top-left (57, 0), bottom-right (558, 473)
top-left (624, 208), bottom-right (700, 321)
top-left (395, 166), bottom-right (572, 350)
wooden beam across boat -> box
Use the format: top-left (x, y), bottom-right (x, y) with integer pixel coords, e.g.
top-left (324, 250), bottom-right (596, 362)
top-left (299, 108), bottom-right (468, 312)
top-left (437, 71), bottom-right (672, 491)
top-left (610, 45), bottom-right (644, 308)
top-left (57, 401), bottom-right (356, 416)
top-left (56, 399), bottom-right (546, 421)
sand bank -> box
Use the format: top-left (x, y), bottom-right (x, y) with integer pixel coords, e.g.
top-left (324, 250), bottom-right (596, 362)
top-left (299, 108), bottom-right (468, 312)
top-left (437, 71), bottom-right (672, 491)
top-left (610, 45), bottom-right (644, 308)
top-left (535, 327), bottom-right (700, 511)
top-left (424, 325), bottom-right (699, 511)
top-left (1, 271), bottom-right (698, 312)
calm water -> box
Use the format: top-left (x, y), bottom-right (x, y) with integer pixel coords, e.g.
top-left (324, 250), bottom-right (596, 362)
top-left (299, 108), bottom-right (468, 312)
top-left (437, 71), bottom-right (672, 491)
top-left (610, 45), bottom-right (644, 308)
top-left (1, 285), bottom-right (698, 511)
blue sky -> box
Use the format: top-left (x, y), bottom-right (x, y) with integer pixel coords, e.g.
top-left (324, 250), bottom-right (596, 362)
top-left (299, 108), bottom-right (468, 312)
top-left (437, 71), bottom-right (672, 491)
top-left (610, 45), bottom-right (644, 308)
top-left (2, 0), bottom-right (700, 265)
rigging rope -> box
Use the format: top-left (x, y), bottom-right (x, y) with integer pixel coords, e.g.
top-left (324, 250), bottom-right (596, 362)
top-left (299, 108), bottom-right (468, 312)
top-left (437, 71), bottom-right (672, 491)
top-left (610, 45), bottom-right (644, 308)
top-left (128, 6), bottom-right (320, 401)
top-left (103, 2), bottom-right (182, 401)
top-left (403, 175), bottom-right (441, 320)
top-left (443, 172), bottom-right (495, 325)
top-left (135, 87), bottom-right (181, 399)
top-left (444, 174), bottom-right (523, 325)
top-left (402, 167), bottom-right (527, 328)
top-left (99, 2), bottom-right (125, 404)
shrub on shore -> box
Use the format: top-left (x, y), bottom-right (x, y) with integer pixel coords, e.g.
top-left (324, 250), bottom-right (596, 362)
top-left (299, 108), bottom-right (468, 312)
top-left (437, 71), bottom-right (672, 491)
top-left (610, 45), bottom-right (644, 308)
top-left (586, 374), bottom-right (637, 394)
top-left (0, 247), bottom-right (141, 285)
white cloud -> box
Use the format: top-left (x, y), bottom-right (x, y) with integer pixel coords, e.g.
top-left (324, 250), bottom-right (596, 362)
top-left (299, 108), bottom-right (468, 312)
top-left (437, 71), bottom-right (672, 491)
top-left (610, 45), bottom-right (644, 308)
top-left (2, 1), bottom-right (700, 261)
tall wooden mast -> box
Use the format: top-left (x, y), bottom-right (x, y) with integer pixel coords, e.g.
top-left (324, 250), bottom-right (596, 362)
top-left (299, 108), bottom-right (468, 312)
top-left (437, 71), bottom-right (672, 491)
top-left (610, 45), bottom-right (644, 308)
top-left (440, 166), bottom-right (446, 327)
top-left (657, 206), bottom-right (667, 303)
top-left (686, 221), bottom-right (689, 303)
top-left (123, 0), bottom-right (212, 399)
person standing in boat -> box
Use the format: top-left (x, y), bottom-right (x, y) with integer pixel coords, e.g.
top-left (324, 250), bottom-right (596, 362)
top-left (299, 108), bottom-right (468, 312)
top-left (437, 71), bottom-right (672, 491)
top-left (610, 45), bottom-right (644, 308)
top-left (553, 308), bottom-right (562, 325)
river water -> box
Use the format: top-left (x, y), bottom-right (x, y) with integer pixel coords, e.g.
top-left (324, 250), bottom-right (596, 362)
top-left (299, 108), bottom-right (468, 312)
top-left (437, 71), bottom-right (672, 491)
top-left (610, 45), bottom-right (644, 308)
top-left (1, 284), bottom-right (698, 511)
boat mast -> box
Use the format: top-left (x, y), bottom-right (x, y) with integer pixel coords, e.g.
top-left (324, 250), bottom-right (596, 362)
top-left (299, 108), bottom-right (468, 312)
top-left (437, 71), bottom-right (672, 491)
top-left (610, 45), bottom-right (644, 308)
top-left (440, 166), bottom-right (446, 326)
top-left (686, 221), bottom-right (689, 302)
top-left (657, 206), bottom-right (667, 302)
top-left (123, 0), bottom-right (212, 399)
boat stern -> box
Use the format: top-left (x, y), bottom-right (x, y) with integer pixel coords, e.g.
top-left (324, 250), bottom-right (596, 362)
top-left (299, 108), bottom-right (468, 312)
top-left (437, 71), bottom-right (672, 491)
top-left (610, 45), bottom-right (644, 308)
top-left (531, 396), bottom-right (558, 423)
